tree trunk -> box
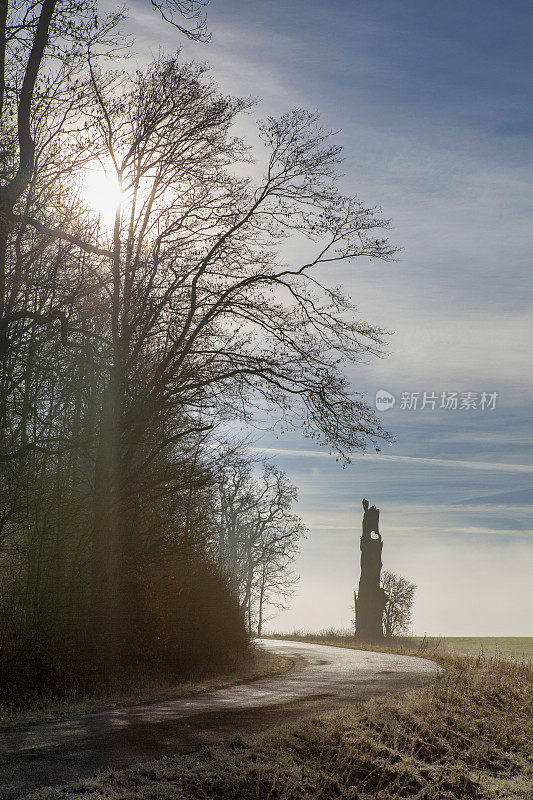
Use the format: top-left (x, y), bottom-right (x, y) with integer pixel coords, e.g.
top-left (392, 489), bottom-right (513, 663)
top-left (355, 500), bottom-right (387, 641)
top-left (257, 572), bottom-right (265, 637)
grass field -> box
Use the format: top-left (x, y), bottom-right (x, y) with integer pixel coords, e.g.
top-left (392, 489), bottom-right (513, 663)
top-left (419, 637), bottom-right (533, 660)
top-left (265, 631), bottom-right (533, 662)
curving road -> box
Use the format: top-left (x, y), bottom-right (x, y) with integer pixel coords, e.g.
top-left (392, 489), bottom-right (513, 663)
top-left (0, 639), bottom-right (440, 798)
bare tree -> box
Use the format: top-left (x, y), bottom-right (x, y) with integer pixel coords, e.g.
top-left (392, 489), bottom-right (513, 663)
top-left (49, 55), bottom-right (394, 649)
top-left (381, 570), bottom-right (416, 638)
top-left (0, 0), bottom-right (208, 409)
top-left (217, 453), bottom-right (305, 633)
top-left (0, 0), bottom-right (398, 690)
top-left (254, 517), bottom-right (302, 637)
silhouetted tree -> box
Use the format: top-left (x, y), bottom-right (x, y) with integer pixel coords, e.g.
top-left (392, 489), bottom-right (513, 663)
top-left (381, 570), bottom-right (416, 638)
top-left (0, 0), bottom-right (207, 427)
top-left (72, 55), bottom-right (395, 650)
top-left (217, 452), bottom-right (305, 633)
top-left (0, 0), bottom-right (397, 698)
top-left (255, 536), bottom-right (300, 637)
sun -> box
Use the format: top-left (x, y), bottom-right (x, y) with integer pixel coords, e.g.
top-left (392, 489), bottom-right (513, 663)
top-left (78, 163), bottom-right (124, 232)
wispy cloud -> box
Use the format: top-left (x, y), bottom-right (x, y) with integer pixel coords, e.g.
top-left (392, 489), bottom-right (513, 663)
top-left (112, 0), bottom-right (533, 635)
top-left (248, 446), bottom-right (533, 474)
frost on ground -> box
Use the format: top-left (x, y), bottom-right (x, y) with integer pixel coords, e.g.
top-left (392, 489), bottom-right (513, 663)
top-left (31, 654), bottom-right (532, 800)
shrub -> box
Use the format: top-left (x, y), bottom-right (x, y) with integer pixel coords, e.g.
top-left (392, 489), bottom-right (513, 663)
top-left (0, 540), bottom-right (248, 710)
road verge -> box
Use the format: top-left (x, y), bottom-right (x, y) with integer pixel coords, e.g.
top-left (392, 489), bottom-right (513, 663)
top-left (0, 645), bottom-right (294, 728)
top-left (22, 647), bottom-right (532, 800)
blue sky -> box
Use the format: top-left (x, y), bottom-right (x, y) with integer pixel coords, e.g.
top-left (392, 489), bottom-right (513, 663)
top-left (119, 0), bottom-right (533, 634)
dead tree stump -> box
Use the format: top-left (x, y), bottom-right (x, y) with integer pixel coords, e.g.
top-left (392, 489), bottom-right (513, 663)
top-left (355, 498), bottom-right (388, 641)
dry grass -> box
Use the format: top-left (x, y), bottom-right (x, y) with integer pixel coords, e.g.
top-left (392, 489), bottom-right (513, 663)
top-left (30, 650), bottom-right (532, 800)
top-left (263, 630), bottom-right (460, 672)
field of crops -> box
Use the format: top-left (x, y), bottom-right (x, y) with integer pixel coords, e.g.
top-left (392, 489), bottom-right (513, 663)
top-left (423, 637), bottom-right (533, 660)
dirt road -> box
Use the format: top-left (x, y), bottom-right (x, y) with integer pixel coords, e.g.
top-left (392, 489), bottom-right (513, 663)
top-left (0, 639), bottom-right (440, 798)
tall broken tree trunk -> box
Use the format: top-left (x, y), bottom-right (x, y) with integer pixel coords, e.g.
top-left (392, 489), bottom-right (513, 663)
top-left (355, 498), bottom-right (388, 641)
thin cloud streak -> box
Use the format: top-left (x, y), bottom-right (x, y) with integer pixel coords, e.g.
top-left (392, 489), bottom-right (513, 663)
top-left (310, 524), bottom-right (531, 537)
top-left (248, 446), bottom-right (533, 474)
